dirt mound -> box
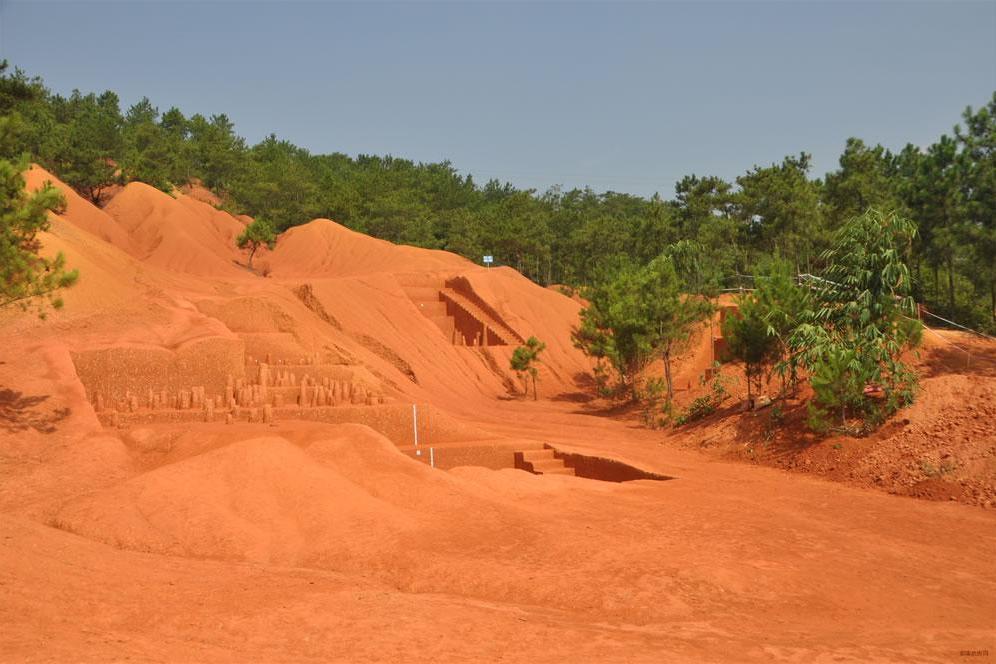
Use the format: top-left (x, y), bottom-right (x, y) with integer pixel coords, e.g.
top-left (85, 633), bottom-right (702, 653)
top-left (52, 429), bottom-right (423, 566)
top-left (269, 219), bottom-right (469, 278)
top-left (103, 182), bottom-right (246, 276)
top-left (467, 272), bottom-right (588, 394)
top-left (663, 329), bottom-right (996, 507)
top-left (24, 165), bottom-right (136, 253)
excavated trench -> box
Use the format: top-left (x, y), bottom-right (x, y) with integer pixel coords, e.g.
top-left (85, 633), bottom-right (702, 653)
top-left (516, 444), bottom-right (674, 482)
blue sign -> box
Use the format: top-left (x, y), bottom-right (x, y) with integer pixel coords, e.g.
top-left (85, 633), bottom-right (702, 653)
top-left (483, 255), bottom-right (494, 264)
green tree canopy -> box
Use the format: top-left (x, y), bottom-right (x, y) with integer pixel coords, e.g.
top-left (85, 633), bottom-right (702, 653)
top-left (574, 254), bottom-right (712, 399)
top-left (0, 152), bottom-right (78, 317)
top-left (510, 336), bottom-right (547, 400)
top-left (45, 89), bottom-right (123, 204)
top-left (736, 153), bottom-right (822, 271)
top-left (790, 209), bottom-right (922, 431)
top-left (236, 218), bottom-right (277, 271)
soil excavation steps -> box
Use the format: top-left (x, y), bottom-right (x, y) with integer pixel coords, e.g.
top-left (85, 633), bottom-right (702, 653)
top-left (515, 448), bottom-right (576, 476)
top-left (439, 287), bottom-right (522, 346)
top-left (401, 275), bottom-right (522, 347)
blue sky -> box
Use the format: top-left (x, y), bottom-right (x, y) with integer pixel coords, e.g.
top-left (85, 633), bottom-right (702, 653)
top-left (2, 1), bottom-right (994, 197)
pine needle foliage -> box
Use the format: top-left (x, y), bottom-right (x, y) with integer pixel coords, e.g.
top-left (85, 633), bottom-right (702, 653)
top-left (0, 151), bottom-right (78, 317)
top-left (236, 217), bottom-right (277, 271)
top-left (510, 336), bottom-right (546, 400)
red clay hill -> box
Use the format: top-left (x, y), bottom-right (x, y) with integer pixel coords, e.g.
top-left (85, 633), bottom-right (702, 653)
top-left (1, 167), bottom-right (994, 663)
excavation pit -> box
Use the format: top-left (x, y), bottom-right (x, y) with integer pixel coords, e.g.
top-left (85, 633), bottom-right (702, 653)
top-left (515, 445), bottom-right (674, 482)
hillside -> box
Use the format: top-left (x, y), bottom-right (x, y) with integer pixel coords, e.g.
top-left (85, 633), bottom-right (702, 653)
top-left (2, 168), bottom-right (995, 663)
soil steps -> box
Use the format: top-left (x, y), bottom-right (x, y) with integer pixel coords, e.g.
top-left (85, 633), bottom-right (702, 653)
top-left (439, 288), bottom-right (522, 346)
top-left (400, 278), bottom-right (521, 348)
top-left (515, 448), bottom-right (576, 476)
top-left (402, 282), bottom-right (456, 339)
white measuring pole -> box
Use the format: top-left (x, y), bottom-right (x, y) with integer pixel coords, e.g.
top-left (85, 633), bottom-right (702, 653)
top-left (429, 447), bottom-right (435, 468)
top-left (412, 404), bottom-right (420, 456)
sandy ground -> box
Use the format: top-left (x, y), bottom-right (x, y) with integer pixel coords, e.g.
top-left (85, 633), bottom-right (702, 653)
top-left (3, 401), bottom-right (995, 663)
top-left (1, 167), bottom-right (994, 663)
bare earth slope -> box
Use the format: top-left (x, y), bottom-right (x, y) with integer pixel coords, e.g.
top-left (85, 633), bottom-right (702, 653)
top-left (1, 170), bottom-right (994, 663)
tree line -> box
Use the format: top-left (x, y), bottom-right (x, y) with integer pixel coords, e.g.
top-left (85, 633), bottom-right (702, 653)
top-left (1, 62), bottom-right (993, 332)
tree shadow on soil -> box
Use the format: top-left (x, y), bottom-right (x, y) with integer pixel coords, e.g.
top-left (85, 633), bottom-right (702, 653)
top-left (921, 344), bottom-right (996, 378)
top-left (730, 399), bottom-right (826, 465)
top-left (674, 396), bottom-right (825, 465)
top-left (0, 388), bottom-right (71, 434)
top-left (552, 373), bottom-right (598, 404)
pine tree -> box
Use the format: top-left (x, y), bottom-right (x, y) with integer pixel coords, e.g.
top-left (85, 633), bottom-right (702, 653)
top-left (510, 337), bottom-right (547, 400)
top-left (573, 255), bottom-right (711, 399)
top-left (236, 218), bottom-right (277, 271)
top-left (0, 151), bottom-right (78, 317)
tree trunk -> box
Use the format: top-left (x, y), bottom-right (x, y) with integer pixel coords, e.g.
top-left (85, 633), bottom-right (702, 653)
top-left (991, 278), bottom-right (995, 323)
top-left (913, 257), bottom-right (921, 301)
top-left (662, 348), bottom-right (673, 400)
top-left (745, 364), bottom-right (753, 406)
top-left (532, 373), bottom-right (537, 401)
top-left (248, 246), bottom-right (256, 270)
top-left (947, 256), bottom-right (955, 310)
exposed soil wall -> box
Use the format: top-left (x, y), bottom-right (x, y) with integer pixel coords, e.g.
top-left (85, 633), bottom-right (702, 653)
top-left (71, 337), bottom-right (246, 406)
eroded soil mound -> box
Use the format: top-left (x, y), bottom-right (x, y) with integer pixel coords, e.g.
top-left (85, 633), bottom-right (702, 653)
top-left (103, 181), bottom-right (246, 275)
top-left (662, 330), bottom-right (996, 507)
top-left (270, 218), bottom-right (469, 277)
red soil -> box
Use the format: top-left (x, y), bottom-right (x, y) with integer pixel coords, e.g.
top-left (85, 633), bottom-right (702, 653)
top-left (103, 181), bottom-right (247, 276)
top-left (653, 312), bottom-right (996, 509)
top-left (269, 218), bottom-right (470, 278)
top-left (178, 179), bottom-right (223, 207)
top-left (1, 169), bottom-right (994, 662)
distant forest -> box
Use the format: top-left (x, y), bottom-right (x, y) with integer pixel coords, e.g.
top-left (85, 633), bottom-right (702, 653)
top-left (1, 62), bottom-right (993, 332)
